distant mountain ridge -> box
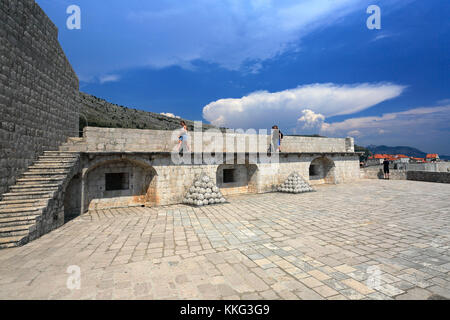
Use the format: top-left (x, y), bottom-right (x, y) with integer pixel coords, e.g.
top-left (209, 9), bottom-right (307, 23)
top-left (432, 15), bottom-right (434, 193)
top-left (366, 145), bottom-right (450, 160)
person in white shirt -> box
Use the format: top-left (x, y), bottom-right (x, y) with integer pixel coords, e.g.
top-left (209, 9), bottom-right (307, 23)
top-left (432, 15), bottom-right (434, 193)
top-left (177, 120), bottom-right (190, 152)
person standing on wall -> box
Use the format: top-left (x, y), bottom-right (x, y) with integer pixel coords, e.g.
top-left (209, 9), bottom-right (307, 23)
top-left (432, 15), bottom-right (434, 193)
top-left (383, 158), bottom-right (390, 179)
top-left (177, 120), bottom-right (190, 152)
top-left (270, 125), bottom-right (283, 153)
top-left (274, 125), bottom-right (283, 152)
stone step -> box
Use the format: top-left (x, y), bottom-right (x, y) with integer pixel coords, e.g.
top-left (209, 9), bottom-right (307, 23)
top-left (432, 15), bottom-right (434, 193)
top-left (0, 224), bottom-right (33, 237)
top-left (7, 188), bottom-right (58, 195)
top-left (0, 202), bottom-right (45, 210)
top-left (43, 151), bottom-right (79, 156)
top-left (35, 160), bottom-right (77, 164)
top-left (2, 191), bottom-right (54, 201)
top-left (10, 184), bottom-right (60, 192)
top-left (22, 171), bottom-right (68, 177)
top-left (27, 168), bottom-right (70, 174)
top-left (31, 163), bottom-right (74, 168)
top-left (0, 236), bottom-right (27, 249)
top-left (0, 215), bottom-right (40, 227)
top-left (0, 199), bottom-right (45, 208)
top-left (38, 155), bottom-right (78, 160)
top-left (0, 206), bottom-right (44, 214)
top-left (0, 208), bottom-right (43, 219)
top-left (16, 176), bottom-right (66, 184)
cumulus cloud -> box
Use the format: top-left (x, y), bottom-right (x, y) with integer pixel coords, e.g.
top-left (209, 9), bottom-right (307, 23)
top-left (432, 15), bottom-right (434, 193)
top-left (99, 74), bottom-right (120, 84)
top-left (202, 83), bottom-right (405, 129)
top-left (160, 112), bottom-right (181, 119)
top-left (296, 109), bottom-right (325, 133)
top-left (320, 105), bottom-right (450, 154)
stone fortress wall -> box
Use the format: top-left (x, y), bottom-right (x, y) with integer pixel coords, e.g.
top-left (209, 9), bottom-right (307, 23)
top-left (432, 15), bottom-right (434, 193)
top-left (360, 165), bottom-right (450, 183)
top-left (74, 151), bottom-right (361, 212)
top-left (0, 0), bottom-right (80, 197)
top-left (61, 127), bottom-right (360, 212)
top-left (62, 127), bottom-right (355, 153)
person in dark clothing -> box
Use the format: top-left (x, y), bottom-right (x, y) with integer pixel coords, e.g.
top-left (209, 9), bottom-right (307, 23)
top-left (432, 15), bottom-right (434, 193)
top-left (383, 158), bottom-right (390, 179)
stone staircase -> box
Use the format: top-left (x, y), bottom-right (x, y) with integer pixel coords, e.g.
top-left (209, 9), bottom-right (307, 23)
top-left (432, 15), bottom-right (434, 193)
top-left (0, 151), bottom-right (80, 249)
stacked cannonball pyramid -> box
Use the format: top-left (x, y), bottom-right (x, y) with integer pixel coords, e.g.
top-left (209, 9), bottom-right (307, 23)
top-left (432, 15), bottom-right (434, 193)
top-left (277, 172), bottom-right (314, 193)
top-left (183, 173), bottom-right (227, 206)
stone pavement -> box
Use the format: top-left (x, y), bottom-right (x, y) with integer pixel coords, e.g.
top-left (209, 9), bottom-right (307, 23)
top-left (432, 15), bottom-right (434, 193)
top-left (0, 179), bottom-right (449, 300)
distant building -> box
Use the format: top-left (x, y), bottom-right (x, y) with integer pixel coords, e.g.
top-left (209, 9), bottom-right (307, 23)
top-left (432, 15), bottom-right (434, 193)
top-left (366, 154), bottom-right (385, 166)
top-left (426, 154), bottom-right (439, 162)
top-left (393, 154), bottom-right (410, 164)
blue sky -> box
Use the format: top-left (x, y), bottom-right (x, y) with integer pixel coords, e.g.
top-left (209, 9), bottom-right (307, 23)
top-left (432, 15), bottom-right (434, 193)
top-left (37, 0), bottom-right (449, 154)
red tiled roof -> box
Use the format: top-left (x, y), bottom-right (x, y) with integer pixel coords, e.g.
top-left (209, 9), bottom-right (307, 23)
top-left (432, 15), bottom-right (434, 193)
top-left (426, 154), bottom-right (439, 158)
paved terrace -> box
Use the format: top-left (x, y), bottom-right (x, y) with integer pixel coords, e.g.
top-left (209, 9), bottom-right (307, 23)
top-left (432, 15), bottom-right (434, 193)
top-left (0, 179), bottom-right (449, 300)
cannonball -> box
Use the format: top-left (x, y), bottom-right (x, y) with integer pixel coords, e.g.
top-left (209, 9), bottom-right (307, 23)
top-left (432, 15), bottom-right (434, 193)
top-left (206, 188), bottom-right (212, 194)
top-left (203, 199), bottom-right (209, 205)
top-left (199, 188), bottom-right (206, 194)
top-left (220, 198), bottom-right (226, 203)
top-left (189, 186), bottom-right (196, 193)
top-left (207, 182), bottom-right (214, 188)
top-left (202, 175), bottom-right (210, 183)
top-left (212, 186), bottom-right (219, 193)
top-left (205, 192), bottom-right (211, 199)
top-left (209, 198), bottom-right (215, 204)
top-left (198, 194), bottom-right (204, 200)
top-left (196, 200), bottom-right (202, 206)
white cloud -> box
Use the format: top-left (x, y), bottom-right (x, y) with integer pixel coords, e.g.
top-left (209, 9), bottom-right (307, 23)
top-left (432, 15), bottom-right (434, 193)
top-left (70, 0), bottom-right (394, 78)
top-left (296, 109), bottom-right (325, 133)
top-left (298, 109), bottom-right (325, 127)
top-left (321, 106), bottom-right (450, 135)
top-left (124, 0), bottom-right (366, 71)
top-left (347, 130), bottom-right (362, 137)
top-left (160, 112), bottom-right (181, 119)
top-left (202, 83), bottom-right (405, 129)
top-left (99, 74), bottom-right (121, 84)
top-left (320, 105), bottom-right (450, 154)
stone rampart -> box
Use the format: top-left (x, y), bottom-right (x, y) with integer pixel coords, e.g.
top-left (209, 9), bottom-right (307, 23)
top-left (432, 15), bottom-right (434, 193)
top-left (0, 0), bottom-right (80, 196)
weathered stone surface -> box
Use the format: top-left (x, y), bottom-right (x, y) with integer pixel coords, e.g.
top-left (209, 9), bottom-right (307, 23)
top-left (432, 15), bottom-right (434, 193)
top-left (0, 0), bottom-right (79, 197)
top-left (0, 180), bottom-right (448, 299)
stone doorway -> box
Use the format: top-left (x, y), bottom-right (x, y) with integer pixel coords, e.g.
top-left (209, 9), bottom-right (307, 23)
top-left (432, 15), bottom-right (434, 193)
top-left (216, 164), bottom-right (258, 195)
top-left (309, 157), bottom-right (336, 185)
